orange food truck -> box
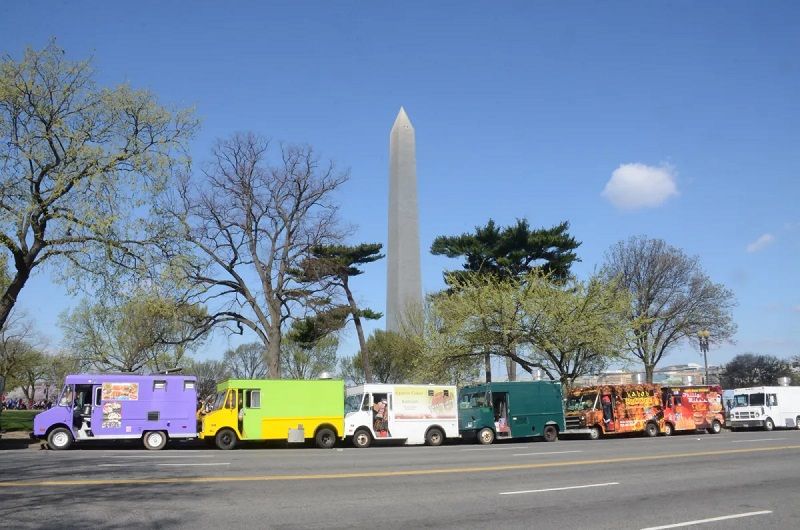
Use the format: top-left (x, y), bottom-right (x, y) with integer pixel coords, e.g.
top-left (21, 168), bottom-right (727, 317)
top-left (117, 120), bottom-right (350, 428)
top-left (660, 385), bottom-right (724, 435)
top-left (564, 384), bottom-right (665, 439)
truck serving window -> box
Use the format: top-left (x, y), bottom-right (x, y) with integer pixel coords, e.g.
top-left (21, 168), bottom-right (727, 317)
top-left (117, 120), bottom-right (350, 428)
top-left (749, 393), bottom-right (765, 406)
top-left (184, 380), bottom-right (195, 391)
top-left (154, 380), bottom-right (167, 391)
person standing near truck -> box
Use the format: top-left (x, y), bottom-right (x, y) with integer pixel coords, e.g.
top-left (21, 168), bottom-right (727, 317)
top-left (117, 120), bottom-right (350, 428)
top-left (373, 397), bottom-right (388, 434)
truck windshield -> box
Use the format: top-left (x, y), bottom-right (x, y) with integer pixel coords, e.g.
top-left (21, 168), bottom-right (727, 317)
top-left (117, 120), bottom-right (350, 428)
top-left (344, 394), bottom-right (363, 414)
top-left (459, 393), bottom-right (488, 408)
top-left (748, 393), bottom-right (765, 406)
top-left (566, 393), bottom-right (597, 412)
top-left (733, 394), bottom-right (748, 407)
top-left (211, 391), bottom-right (226, 411)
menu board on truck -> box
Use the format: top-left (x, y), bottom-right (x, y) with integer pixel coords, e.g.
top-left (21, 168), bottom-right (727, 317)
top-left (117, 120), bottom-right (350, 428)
top-left (394, 385), bottom-right (456, 420)
top-left (101, 382), bottom-right (139, 401)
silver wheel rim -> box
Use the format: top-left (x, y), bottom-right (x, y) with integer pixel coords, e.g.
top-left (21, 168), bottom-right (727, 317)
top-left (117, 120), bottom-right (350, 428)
top-left (480, 430), bottom-right (492, 443)
top-left (356, 433), bottom-right (368, 446)
top-left (430, 432), bottom-right (441, 444)
top-left (52, 431), bottom-right (68, 447)
top-left (148, 433), bottom-right (163, 447)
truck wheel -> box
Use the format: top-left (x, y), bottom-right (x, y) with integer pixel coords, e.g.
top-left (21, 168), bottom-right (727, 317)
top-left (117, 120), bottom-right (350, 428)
top-left (645, 422), bottom-right (658, 437)
top-left (796, 416), bottom-right (800, 430)
top-left (48, 427), bottom-right (73, 450)
top-left (588, 426), bottom-right (601, 440)
top-left (215, 428), bottom-right (238, 450)
top-left (353, 429), bottom-right (372, 448)
top-left (143, 431), bottom-right (167, 451)
top-left (764, 418), bottom-right (774, 431)
top-left (707, 420), bottom-right (722, 434)
top-left (542, 425), bottom-right (558, 442)
top-left (315, 427), bottom-right (336, 449)
top-left (425, 427), bottom-right (444, 447)
top-left (663, 423), bottom-right (673, 436)
top-left (477, 427), bottom-right (495, 445)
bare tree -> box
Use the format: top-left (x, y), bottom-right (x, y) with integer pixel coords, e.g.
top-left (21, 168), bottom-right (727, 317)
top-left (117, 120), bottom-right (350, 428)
top-left (0, 310), bottom-right (42, 386)
top-left (183, 358), bottom-right (230, 400)
top-left (223, 343), bottom-right (267, 379)
top-left (602, 236), bottom-right (737, 382)
top-left (282, 335), bottom-right (338, 380)
top-left (166, 132), bottom-right (348, 377)
top-left (0, 43), bottom-right (196, 330)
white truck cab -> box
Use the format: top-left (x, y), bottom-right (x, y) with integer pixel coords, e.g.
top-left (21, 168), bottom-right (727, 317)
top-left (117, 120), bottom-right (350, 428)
top-left (344, 384), bottom-right (458, 448)
top-left (727, 385), bottom-right (800, 431)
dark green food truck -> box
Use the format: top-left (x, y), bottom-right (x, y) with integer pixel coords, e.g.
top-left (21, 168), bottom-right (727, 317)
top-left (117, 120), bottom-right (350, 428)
top-left (458, 381), bottom-right (565, 444)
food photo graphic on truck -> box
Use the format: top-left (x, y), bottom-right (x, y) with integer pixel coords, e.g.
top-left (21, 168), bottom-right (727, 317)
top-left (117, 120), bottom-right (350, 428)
top-left (32, 374), bottom-right (198, 450)
top-left (344, 384), bottom-right (459, 447)
top-left (661, 385), bottom-right (724, 435)
top-left (458, 381), bottom-right (565, 445)
top-left (564, 384), bottom-right (665, 439)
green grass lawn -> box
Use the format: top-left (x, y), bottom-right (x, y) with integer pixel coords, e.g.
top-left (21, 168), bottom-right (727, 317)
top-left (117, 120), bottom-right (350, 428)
top-left (0, 409), bottom-right (37, 431)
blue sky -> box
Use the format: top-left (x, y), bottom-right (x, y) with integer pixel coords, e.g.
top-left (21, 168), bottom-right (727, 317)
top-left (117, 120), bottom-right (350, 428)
top-left (2, 1), bottom-right (799, 370)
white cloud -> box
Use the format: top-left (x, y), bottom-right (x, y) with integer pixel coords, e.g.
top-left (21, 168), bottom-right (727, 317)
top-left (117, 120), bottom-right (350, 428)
top-left (745, 233), bottom-right (775, 253)
top-left (601, 163), bottom-right (678, 210)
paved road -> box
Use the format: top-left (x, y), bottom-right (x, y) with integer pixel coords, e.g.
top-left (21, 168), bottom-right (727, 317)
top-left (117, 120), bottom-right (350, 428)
top-left (1, 429), bottom-right (799, 529)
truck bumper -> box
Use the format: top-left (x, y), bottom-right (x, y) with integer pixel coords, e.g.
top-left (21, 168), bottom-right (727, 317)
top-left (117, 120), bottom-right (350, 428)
top-left (562, 428), bottom-right (594, 435)
top-left (728, 419), bottom-right (765, 429)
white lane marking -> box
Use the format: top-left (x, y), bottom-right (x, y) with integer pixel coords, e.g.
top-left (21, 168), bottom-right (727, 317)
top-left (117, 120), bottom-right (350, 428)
top-left (640, 510), bottom-right (772, 529)
top-left (460, 446), bottom-right (530, 452)
top-left (156, 463), bottom-right (230, 467)
top-left (98, 462), bottom-right (230, 468)
top-left (500, 481), bottom-right (619, 496)
top-left (100, 455), bottom-right (215, 459)
top-left (730, 438), bottom-right (785, 443)
top-left (513, 450), bottom-right (583, 456)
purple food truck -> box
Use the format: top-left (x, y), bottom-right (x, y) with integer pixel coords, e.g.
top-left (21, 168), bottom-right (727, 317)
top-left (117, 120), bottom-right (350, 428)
top-left (33, 374), bottom-right (198, 450)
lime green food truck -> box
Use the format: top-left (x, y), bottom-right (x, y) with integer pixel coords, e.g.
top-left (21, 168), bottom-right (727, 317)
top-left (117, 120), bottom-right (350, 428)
top-left (458, 381), bottom-right (565, 444)
top-left (200, 379), bottom-right (344, 449)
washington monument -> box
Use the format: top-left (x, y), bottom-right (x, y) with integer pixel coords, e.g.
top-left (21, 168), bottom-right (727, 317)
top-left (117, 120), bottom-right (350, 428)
top-left (386, 107), bottom-right (422, 332)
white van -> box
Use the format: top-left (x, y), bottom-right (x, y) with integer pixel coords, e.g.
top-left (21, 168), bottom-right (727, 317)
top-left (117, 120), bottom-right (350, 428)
top-left (728, 386), bottom-right (800, 430)
top-left (344, 384), bottom-right (459, 447)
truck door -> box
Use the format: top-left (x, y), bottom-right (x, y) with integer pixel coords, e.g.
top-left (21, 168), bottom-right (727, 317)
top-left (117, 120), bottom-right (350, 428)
top-left (240, 389), bottom-right (261, 439)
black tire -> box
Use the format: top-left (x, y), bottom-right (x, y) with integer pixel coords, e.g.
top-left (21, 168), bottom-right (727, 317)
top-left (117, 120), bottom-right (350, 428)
top-left (796, 416), bottom-right (800, 430)
top-left (353, 428), bottom-right (372, 448)
top-left (588, 426), bottom-right (601, 440)
top-left (315, 427), bottom-right (336, 449)
top-left (47, 427), bottom-right (73, 450)
top-left (764, 417), bottom-right (774, 431)
top-left (425, 427), bottom-right (445, 447)
top-left (663, 423), bottom-right (674, 436)
top-left (143, 431), bottom-right (167, 451)
top-left (645, 422), bottom-right (658, 437)
top-left (215, 428), bottom-right (238, 450)
top-left (707, 420), bottom-right (722, 434)
top-left (542, 425), bottom-right (558, 442)
top-left (477, 427), bottom-right (495, 445)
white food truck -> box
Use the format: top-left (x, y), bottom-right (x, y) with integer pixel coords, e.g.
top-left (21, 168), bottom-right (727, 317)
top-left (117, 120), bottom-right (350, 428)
top-left (344, 384), bottom-right (459, 447)
top-left (727, 385), bottom-right (800, 431)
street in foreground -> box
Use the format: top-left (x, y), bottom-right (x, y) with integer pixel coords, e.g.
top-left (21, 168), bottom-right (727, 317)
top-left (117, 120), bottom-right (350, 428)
top-left (1, 429), bottom-right (799, 529)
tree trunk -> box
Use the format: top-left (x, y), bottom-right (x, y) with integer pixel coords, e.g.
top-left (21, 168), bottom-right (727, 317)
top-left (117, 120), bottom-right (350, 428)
top-left (484, 353), bottom-right (492, 383)
top-left (0, 265), bottom-right (33, 331)
top-left (506, 357), bottom-right (516, 381)
top-left (344, 280), bottom-right (372, 383)
top-left (644, 364), bottom-right (654, 384)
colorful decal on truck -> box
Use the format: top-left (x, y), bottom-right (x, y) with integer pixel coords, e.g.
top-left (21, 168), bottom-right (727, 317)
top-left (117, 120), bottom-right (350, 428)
top-left (101, 382), bottom-right (139, 401)
top-left (102, 402), bottom-right (122, 429)
top-left (394, 385), bottom-right (456, 420)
